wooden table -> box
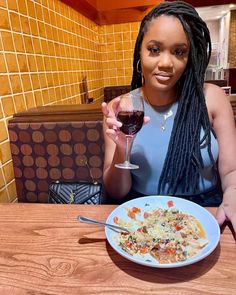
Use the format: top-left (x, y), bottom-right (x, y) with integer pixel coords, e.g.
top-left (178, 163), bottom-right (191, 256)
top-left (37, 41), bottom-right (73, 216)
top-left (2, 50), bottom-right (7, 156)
top-left (0, 204), bottom-right (235, 295)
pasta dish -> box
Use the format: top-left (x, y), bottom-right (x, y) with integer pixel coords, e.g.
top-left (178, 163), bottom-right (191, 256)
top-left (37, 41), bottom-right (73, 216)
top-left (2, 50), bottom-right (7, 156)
top-left (113, 203), bottom-right (208, 264)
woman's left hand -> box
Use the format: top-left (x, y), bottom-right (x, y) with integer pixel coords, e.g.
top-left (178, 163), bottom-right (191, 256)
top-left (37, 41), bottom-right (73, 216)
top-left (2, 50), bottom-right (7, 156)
top-left (216, 189), bottom-right (236, 238)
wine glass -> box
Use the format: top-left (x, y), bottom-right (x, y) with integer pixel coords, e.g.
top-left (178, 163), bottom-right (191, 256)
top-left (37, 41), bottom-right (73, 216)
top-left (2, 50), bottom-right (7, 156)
top-left (115, 92), bottom-right (144, 169)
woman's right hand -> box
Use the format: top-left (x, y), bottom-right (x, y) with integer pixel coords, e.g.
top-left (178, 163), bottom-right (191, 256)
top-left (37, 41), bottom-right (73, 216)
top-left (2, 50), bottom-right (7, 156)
top-left (102, 97), bottom-right (133, 198)
top-left (101, 97), bottom-right (127, 147)
top-left (102, 97), bottom-right (150, 145)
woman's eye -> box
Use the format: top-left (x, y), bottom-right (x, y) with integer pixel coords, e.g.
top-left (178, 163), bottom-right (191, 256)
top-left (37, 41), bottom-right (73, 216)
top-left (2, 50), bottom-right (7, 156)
top-left (175, 48), bottom-right (185, 56)
top-left (148, 47), bottom-right (160, 54)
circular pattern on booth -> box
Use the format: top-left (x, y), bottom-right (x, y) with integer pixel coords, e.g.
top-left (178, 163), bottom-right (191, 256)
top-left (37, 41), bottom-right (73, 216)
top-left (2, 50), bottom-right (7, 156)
top-left (32, 131), bottom-right (44, 143)
top-left (45, 130), bottom-right (57, 142)
top-left (10, 121), bottom-right (104, 203)
top-left (19, 131), bottom-right (31, 143)
top-left (47, 144), bottom-right (59, 156)
top-left (22, 156), bottom-right (34, 167)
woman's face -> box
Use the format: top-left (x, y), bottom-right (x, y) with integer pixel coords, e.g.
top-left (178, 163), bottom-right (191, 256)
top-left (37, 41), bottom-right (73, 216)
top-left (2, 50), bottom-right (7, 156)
top-left (140, 15), bottom-right (190, 93)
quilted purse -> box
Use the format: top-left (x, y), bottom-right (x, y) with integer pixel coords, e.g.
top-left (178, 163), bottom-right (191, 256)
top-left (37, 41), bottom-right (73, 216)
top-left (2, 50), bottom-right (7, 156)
top-left (48, 159), bottom-right (103, 205)
top-left (48, 181), bottom-right (103, 204)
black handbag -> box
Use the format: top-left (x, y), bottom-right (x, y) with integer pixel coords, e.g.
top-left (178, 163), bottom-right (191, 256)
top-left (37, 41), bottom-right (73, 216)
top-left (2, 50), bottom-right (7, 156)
top-left (48, 158), bottom-right (103, 205)
top-left (48, 180), bottom-right (103, 204)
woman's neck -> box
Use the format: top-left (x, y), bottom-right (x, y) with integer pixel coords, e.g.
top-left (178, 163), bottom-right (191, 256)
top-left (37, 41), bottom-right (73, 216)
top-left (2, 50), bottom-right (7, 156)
top-left (142, 86), bottom-right (177, 107)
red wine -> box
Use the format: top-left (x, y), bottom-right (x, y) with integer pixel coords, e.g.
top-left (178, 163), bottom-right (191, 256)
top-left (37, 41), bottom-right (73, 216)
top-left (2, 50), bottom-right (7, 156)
top-left (117, 111), bottom-right (144, 135)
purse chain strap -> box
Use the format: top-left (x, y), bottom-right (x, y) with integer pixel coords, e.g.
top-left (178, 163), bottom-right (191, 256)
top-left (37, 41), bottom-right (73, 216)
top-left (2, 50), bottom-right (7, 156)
top-left (69, 157), bottom-right (98, 203)
top-left (79, 157), bottom-right (97, 185)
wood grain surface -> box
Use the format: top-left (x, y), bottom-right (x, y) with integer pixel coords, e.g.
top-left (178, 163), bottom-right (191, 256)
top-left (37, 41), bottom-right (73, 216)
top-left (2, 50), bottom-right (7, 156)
top-left (0, 204), bottom-right (235, 295)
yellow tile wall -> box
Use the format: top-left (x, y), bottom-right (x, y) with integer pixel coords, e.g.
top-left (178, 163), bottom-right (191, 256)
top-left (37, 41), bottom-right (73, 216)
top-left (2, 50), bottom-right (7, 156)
top-left (0, 0), bottom-right (140, 202)
top-left (99, 22), bottom-right (139, 86)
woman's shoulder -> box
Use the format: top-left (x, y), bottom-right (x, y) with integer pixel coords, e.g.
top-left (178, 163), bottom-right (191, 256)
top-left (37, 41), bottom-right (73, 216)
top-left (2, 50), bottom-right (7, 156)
top-left (204, 82), bottom-right (233, 122)
top-left (204, 82), bottom-right (226, 98)
top-left (204, 82), bottom-right (229, 107)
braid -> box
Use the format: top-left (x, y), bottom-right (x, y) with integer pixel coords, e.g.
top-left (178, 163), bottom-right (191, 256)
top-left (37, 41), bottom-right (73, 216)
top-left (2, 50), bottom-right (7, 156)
top-left (131, 1), bottom-right (216, 195)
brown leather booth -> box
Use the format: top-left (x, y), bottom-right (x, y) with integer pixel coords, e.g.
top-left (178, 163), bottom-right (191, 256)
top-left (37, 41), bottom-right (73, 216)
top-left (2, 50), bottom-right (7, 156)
top-left (8, 103), bottom-right (104, 203)
top-left (103, 85), bottom-right (131, 103)
top-left (205, 80), bottom-right (228, 87)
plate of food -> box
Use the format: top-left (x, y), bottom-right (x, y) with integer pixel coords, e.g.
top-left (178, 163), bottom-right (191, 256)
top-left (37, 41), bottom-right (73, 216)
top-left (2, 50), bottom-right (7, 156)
top-left (105, 196), bottom-right (220, 268)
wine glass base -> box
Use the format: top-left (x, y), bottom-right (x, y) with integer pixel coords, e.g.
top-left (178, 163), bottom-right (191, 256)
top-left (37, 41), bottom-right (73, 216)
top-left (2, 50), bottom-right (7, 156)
top-left (115, 161), bottom-right (139, 170)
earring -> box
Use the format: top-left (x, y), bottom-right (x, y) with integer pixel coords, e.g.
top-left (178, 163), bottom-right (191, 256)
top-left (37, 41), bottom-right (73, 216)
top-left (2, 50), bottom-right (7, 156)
top-left (136, 59), bottom-right (142, 74)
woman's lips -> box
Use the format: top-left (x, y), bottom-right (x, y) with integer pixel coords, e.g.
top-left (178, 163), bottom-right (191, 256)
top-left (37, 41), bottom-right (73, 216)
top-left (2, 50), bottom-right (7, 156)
top-left (154, 73), bottom-right (172, 82)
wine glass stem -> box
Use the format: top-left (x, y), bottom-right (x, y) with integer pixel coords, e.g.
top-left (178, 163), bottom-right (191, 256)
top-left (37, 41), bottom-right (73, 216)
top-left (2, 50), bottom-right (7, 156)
top-left (125, 135), bottom-right (133, 163)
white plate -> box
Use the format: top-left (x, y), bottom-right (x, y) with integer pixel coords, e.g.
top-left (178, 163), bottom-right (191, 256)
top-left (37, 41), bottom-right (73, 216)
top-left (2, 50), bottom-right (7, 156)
top-left (105, 196), bottom-right (220, 268)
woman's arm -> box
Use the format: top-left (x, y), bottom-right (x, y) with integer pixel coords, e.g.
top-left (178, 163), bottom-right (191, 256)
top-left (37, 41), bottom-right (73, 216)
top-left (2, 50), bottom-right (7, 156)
top-left (102, 98), bottom-right (132, 199)
top-left (205, 83), bottom-right (236, 234)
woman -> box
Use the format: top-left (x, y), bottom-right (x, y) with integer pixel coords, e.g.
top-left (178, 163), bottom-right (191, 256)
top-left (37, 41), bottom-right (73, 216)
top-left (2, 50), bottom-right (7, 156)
top-left (102, 1), bottom-right (236, 234)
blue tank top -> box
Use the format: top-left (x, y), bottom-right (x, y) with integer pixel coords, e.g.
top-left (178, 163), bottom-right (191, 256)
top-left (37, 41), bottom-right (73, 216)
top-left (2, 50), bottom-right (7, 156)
top-left (130, 88), bottom-right (219, 195)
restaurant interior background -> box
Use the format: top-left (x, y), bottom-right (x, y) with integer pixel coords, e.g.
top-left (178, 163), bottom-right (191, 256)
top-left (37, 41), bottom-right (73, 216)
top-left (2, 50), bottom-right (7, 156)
top-left (0, 0), bottom-right (235, 203)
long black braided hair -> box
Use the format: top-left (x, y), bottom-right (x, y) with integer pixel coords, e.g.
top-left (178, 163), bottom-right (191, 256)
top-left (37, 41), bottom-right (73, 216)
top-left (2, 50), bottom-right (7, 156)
top-left (131, 1), bottom-right (217, 195)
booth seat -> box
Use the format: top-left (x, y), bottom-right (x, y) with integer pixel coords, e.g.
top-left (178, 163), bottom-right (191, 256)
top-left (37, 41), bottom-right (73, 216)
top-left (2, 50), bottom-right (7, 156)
top-left (204, 79), bottom-right (228, 87)
top-left (8, 103), bottom-right (104, 203)
top-left (103, 85), bottom-right (131, 103)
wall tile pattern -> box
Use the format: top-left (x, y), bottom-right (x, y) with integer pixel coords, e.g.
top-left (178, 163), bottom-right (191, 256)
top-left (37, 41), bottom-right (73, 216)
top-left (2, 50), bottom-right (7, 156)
top-left (0, 0), bottom-right (139, 202)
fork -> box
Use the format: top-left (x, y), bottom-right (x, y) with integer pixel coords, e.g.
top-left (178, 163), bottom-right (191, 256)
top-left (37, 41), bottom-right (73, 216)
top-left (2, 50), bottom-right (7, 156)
top-left (77, 215), bottom-right (130, 233)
